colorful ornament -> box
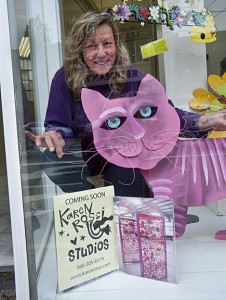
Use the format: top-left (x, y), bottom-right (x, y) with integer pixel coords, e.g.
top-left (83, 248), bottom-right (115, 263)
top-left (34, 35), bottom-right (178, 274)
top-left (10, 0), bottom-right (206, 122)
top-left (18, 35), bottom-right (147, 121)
top-left (190, 10), bottom-right (216, 43)
top-left (190, 72), bottom-right (226, 113)
top-left (189, 72), bottom-right (226, 138)
top-left (112, 3), bottom-right (131, 22)
top-left (110, 0), bottom-right (216, 41)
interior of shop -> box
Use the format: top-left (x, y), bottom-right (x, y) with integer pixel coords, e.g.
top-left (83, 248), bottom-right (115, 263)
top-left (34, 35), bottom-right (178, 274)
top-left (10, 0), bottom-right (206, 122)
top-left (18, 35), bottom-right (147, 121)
top-left (1, 0), bottom-right (226, 298)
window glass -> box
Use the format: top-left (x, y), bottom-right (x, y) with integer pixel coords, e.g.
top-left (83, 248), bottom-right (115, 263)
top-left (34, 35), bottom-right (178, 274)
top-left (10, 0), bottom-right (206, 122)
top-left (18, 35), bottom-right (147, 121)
top-left (4, 0), bottom-right (226, 298)
top-left (15, 0), bottom-right (60, 278)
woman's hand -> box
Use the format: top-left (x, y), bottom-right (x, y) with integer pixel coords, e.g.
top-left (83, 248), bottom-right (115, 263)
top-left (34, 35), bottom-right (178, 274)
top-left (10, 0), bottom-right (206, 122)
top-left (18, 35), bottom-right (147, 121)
top-left (199, 109), bottom-right (226, 132)
top-left (25, 130), bottom-right (65, 158)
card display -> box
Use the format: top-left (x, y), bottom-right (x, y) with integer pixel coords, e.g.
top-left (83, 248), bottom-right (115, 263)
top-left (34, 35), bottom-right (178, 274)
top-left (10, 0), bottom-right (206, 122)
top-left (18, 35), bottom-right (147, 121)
top-left (114, 196), bottom-right (176, 283)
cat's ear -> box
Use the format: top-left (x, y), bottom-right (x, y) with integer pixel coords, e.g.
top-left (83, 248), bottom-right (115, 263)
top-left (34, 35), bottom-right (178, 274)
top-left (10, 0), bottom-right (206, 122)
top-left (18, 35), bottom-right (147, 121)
top-left (81, 88), bottom-right (108, 121)
top-left (137, 74), bottom-right (168, 102)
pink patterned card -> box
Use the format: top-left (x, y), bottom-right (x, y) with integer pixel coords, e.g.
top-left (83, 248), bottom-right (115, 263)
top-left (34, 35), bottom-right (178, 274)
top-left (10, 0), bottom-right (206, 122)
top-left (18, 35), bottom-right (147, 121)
top-left (137, 213), bottom-right (167, 280)
top-left (114, 197), bottom-right (175, 283)
top-left (119, 217), bottom-right (140, 263)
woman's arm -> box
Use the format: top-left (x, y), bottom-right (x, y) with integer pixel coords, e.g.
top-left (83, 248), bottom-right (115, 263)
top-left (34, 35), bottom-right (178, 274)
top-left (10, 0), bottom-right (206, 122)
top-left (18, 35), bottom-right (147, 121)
top-left (198, 110), bottom-right (226, 132)
top-left (174, 106), bottom-right (208, 138)
top-left (169, 100), bottom-right (226, 138)
top-left (26, 68), bottom-right (77, 158)
top-left (174, 104), bottom-right (226, 138)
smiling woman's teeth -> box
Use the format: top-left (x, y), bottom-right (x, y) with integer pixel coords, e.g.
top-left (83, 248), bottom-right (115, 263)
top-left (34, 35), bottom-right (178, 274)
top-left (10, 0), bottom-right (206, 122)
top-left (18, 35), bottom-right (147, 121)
top-left (96, 61), bottom-right (107, 65)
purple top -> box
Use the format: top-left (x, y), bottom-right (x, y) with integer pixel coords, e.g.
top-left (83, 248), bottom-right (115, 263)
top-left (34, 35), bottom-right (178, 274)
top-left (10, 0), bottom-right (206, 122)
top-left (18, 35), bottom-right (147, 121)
top-left (45, 66), bottom-right (206, 149)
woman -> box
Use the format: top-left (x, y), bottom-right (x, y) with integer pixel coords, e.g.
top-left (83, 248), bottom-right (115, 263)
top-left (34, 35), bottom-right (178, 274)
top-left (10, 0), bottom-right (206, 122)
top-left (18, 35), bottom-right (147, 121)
top-left (26, 11), bottom-right (226, 196)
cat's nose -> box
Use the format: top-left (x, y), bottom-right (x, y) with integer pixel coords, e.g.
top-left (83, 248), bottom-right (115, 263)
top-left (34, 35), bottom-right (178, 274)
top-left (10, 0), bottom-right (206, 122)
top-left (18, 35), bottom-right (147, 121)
top-left (132, 123), bottom-right (146, 139)
top-left (134, 130), bottom-right (145, 139)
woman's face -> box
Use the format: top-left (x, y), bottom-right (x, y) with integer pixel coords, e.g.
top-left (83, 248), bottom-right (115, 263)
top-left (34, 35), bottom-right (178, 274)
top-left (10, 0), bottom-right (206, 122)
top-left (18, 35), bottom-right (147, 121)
top-left (83, 25), bottom-right (117, 75)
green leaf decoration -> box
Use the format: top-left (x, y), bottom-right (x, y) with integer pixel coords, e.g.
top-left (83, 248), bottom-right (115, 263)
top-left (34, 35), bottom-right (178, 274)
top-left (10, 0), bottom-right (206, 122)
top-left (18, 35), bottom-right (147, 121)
top-left (217, 84), bottom-right (226, 97)
top-left (210, 99), bottom-right (223, 112)
top-left (159, 6), bottom-right (174, 27)
top-left (129, 4), bottom-right (143, 22)
top-left (193, 13), bottom-right (205, 26)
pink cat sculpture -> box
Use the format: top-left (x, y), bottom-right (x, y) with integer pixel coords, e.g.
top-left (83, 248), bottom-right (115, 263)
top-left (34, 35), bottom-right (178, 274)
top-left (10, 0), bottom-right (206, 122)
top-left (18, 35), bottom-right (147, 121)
top-left (81, 74), bottom-right (226, 238)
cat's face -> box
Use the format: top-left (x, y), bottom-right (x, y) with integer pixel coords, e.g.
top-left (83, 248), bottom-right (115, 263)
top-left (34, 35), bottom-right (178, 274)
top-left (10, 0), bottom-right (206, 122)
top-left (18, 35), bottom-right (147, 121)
top-left (81, 74), bottom-right (180, 170)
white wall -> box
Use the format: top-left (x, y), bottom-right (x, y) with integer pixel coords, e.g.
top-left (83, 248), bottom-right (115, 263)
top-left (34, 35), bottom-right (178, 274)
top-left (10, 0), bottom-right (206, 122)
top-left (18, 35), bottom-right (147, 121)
top-left (158, 0), bottom-right (207, 111)
top-left (161, 26), bottom-right (207, 111)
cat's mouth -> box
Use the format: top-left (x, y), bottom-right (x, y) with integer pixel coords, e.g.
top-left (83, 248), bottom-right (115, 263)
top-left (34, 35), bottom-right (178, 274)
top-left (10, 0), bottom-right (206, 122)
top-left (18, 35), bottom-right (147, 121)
top-left (106, 135), bottom-right (170, 160)
top-left (108, 138), bottom-right (143, 157)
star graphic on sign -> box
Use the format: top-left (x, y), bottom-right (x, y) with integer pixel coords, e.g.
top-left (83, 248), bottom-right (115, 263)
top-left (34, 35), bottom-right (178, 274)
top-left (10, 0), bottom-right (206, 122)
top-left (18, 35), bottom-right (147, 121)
top-left (80, 235), bottom-right (86, 241)
top-left (59, 230), bottom-right (64, 236)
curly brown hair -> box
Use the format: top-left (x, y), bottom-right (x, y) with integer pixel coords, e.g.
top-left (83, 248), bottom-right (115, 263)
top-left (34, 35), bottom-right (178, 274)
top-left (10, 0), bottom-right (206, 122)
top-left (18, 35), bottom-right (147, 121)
top-left (64, 11), bottom-right (130, 99)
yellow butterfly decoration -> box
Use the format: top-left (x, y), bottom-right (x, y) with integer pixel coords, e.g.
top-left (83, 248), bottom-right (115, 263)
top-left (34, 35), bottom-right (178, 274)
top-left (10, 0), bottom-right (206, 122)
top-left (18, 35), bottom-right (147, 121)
top-left (189, 72), bottom-right (226, 138)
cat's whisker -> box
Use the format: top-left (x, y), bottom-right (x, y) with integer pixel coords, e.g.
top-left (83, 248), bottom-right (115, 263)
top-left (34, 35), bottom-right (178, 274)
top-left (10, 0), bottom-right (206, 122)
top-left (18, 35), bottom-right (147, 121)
top-left (119, 159), bottom-right (136, 186)
top-left (95, 149), bottom-right (136, 186)
top-left (94, 147), bottom-right (137, 186)
top-left (99, 135), bottom-right (133, 144)
top-left (79, 145), bottom-right (125, 180)
top-left (137, 140), bottom-right (191, 172)
top-left (42, 146), bottom-right (108, 181)
top-left (80, 150), bottom-right (108, 179)
top-left (63, 149), bottom-right (97, 155)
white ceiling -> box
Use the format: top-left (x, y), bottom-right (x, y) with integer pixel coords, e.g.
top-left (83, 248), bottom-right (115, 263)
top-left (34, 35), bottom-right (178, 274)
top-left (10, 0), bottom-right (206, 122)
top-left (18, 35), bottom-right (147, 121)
top-left (205, 0), bottom-right (226, 31)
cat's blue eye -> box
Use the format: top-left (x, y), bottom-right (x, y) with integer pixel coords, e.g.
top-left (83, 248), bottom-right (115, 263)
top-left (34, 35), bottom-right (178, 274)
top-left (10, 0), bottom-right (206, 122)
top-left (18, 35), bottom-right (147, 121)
top-left (134, 105), bottom-right (158, 119)
top-left (108, 117), bottom-right (121, 129)
top-left (100, 116), bottom-right (126, 130)
top-left (140, 106), bottom-right (152, 117)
